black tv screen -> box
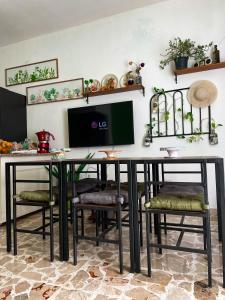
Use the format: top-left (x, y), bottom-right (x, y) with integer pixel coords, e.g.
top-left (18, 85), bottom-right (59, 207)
top-left (68, 101), bottom-right (134, 147)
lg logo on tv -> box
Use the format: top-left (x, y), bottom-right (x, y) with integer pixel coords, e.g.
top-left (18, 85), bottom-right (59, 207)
top-left (91, 121), bottom-right (108, 130)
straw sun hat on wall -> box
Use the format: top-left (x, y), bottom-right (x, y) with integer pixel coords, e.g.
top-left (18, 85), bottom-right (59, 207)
top-left (187, 80), bottom-right (218, 108)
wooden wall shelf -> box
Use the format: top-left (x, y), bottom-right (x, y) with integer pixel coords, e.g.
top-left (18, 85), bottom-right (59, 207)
top-left (174, 61), bottom-right (225, 83)
top-left (84, 84), bottom-right (145, 103)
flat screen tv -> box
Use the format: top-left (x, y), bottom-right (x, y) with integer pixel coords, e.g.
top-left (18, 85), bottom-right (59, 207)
top-left (68, 101), bottom-right (134, 147)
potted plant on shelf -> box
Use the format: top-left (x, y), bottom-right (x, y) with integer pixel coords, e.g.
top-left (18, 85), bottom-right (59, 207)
top-left (160, 37), bottom-right (196, 70)
top-left (193, 42), bottom-right (213, 67)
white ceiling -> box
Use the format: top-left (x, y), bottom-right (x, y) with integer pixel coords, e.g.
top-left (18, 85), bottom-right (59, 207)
top-left (0, 0), bottom-right (167, 47)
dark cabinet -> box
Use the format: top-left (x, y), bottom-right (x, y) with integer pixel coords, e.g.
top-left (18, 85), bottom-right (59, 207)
top-left (0, 87), bottom-right (27, 142)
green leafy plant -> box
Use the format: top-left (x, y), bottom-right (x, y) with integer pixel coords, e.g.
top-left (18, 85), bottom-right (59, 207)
top-left (177, 108), bottom-right (194, 122)
top-left (8, 66), bottom-right (56, 85)
top-left (74, 88), bottom-right (81, 96)
top-left (193, 42), bottom-right (213, 63)
top-left (62, 87), bottom-right (81, 99)
top-left (84, 79), bottom-right (93, 92)
top-left (45, 153), bottom-right (95, 182)
top-left (186, 129), bottom-right (204, 143)
top-left (30, 94), bottom-right (36, 102)
top-left (163, 111), bottom-right (170, 121)
top-left (160, 37), bottom-right (196, 69)
top-left (211, 119), bottom-right (223, 130)
top-left (184, 111), bottom-right (194, 122)
top-left (43, 88), bottom-right (59, 101)
top-left (147, 117), bottom-right (156, 130)
top-left (152, 86), bottom-right (165, 95)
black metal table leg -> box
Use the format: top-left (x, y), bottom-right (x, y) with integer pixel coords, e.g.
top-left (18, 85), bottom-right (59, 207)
top-left (152, 163), bottom-right (159, 235)
top-left (101, 164), bottom-right (107, 187)
top-left (215, 163), bottom-right (222, 241)
top-left (58, 162), bottom-right (64, 261)
top-left (5, 163), bottom-right (11, 252)
top-left (61, 162), bottom-right (69, 261)
top-left (131, 161), bottom-right (141, 273)
top-left (215, 159), bottom-right (225, 287)
top-left (128, 161), bottom-right (135, 273)
top-left (58, 161), bottom-right (69, 261)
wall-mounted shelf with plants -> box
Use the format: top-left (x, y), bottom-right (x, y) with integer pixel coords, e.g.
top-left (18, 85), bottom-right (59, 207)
top-left (84, 84), bottom-right (145, 103)
top-left (159, 37), bottom-right (223, 83)
top-left (174, 61), bottom-right (225, 83)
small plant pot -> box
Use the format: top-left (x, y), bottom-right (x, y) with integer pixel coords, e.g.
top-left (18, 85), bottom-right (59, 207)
top-left (174, 57), bottom-right (189, 70)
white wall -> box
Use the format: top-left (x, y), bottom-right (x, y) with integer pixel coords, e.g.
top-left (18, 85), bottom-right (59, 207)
top-left (0, 0), bottom-right (225, 206)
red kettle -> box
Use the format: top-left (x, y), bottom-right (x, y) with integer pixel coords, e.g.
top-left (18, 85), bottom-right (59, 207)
top-left (36, 130), bottom-right (55, 153)
top-left (35, 129), bottom-right (55, 142)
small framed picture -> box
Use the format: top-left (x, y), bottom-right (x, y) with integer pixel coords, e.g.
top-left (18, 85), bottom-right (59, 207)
top-left (26, 78), bottom-right (84, 105)
top-left (5, 58), bottom-right (59, 86)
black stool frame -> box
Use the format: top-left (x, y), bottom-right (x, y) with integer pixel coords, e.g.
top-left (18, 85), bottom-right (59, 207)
top-left (12, 163), bottom-right (55, 261)
top-left (71, 161), bottom-right (124, 274)
top-left (144, 161), bottom-right (212, 287)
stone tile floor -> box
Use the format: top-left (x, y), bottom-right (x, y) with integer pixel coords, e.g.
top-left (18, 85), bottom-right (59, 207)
top-left (0, 210), bottom-right (225, 299)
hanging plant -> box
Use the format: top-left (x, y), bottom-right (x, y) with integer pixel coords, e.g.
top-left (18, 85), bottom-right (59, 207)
top-left (184, 111), bottom-right (194, 122)
top-left (211, 119), bottom-right (223, 130)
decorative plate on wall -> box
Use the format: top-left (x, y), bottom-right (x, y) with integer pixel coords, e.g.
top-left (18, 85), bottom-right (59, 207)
top-left (101, 74), bottom-right (118, 91)
top-left (119, 73), bottom-right (128, 87)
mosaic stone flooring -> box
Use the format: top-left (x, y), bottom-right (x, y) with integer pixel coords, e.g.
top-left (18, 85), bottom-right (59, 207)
top-left (0, 209), bottom-right (225, 299)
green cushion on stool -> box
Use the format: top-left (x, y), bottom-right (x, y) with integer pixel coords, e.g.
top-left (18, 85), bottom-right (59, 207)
top-left (19, 190), bottom-right (56, 202)
top-left (145, 194), bottom-right (208, 211)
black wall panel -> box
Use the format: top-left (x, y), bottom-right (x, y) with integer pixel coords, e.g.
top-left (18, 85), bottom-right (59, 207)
top-left (0, 87), bottom-right (27, 142)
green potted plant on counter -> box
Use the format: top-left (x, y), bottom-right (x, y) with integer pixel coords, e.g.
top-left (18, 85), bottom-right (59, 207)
top-left (160, 37), bottom-right (195, 70)
top-left (45, 152), bottom-right (95, 182)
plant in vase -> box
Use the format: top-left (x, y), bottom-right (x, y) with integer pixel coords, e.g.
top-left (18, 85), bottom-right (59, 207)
top-left (193, 42), bottom-right (213, 67)
top-left (209, 119), bottom-right (223, 145)
top-left (128, 61), bottom-right (145, 85)
top-left (160, 37), bottom-right (196, 70)
top-left (84, 79), bottom-right (93, 93)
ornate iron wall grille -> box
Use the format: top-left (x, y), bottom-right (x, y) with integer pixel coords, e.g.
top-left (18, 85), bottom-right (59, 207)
top-left (149, 87), bottom-right (211, 142)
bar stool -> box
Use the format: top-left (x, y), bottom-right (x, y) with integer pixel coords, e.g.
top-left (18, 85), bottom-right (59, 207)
top-left (105, 180), bottom-right (145, 246)
top-left (12, 164), bottom-right (55, 261)
top-left (13, 173), bottom-right (100, 260)
top-left (144, 162), bottom-right (212, 287)
top-left (71, 162), bottom-right (125, 273)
